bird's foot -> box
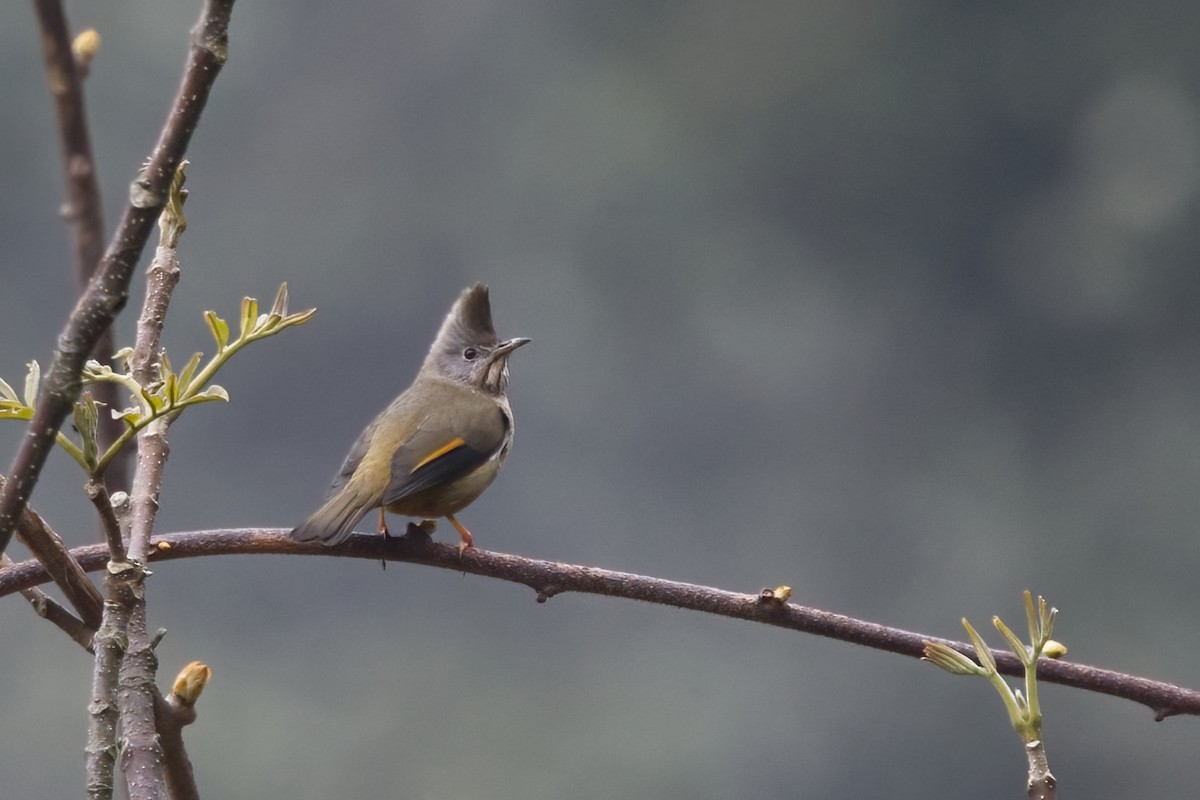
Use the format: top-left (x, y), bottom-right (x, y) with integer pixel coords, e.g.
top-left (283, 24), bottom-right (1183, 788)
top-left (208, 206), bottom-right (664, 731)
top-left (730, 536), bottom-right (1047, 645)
top-left (448, 515), bottom-right (475, 556)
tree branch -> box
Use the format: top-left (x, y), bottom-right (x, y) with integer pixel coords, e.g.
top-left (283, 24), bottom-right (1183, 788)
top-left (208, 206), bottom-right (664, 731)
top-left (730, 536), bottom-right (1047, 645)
top-left (2, 527), bottom-right (1198, 721)
top-left (0, 552), bottom-right (94, 651)
top-left (115, 566), bottom-right (168, 800)
top-left (87, 478), bottom-right (126, 562)
top-left (98, 149), bottom-right (192, 800)
top-left (87, 569), bottom-right (129, 800)
top-left (125, 163), bottom-right (187, 565)
top-left (0, 0), bottom-right (237, 561)
top-left (156, 662), bottom-right (211, 800)
top-left (0, 475), bottom-right (103, 628)
top-left (30, 1), bottom-right (128, 490)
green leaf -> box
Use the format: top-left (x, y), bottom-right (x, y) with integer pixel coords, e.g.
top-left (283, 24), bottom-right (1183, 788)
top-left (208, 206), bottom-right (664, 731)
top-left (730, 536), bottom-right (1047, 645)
top-left (82, 359), bottom-right (112, 381)
top-left (145, 386), bottom-right (169, 413)
top-left (204, 311), bottom-right (230, 351)
top-left (112, 347), bottom-right (136, 367)
top-left (110, 405), bottom-right (144, 425)
top-left (164, 369), bottom-right (180, 406)
top-left (239, 296), bottom-right (259, 340)
top-left (269, 282), bottom-right (289, 318)
top-left (993, 616), bottom-right (1029, 663)
top-left (73, 393), bottom-right (100, 472)
top-left (0, 376), bottom-right (18, 402)
top-left (156, 351), bottom-right (178, 405)
top-left (196, 384), bottom-right (229, 402)
top-left (176, 352), bottom-right (203, 399)
top-left (178, 384), bottom-right (229, 408)
top-left (159, 350), bottom-right (175, 381)
top-left (277, 306), bottom-right (317, 332)
top-left (922, 641), bottom-right (985, 676)
top-left (962, 617), bottom-right (997, 674)
top-left (24, 361), bottom-right (40, 407)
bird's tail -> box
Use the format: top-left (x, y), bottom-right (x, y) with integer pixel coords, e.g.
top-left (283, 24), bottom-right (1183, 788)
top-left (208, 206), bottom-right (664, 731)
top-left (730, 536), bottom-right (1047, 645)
top-left (290, 485), bottom-right (376, 546)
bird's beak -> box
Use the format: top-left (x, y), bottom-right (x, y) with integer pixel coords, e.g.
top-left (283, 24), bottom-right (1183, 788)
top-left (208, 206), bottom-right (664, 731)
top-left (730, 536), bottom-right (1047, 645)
top-left (493, 337), bottom-right (531, 358)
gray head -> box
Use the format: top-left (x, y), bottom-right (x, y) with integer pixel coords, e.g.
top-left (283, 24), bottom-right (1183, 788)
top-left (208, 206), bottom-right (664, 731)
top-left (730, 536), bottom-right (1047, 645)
top-left (421, 283), bottom-right (530, 395)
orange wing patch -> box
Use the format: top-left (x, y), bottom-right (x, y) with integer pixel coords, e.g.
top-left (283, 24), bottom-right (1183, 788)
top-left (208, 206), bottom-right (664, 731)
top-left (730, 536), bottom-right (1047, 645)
top-left (411, 437), bottom-right (467, 472)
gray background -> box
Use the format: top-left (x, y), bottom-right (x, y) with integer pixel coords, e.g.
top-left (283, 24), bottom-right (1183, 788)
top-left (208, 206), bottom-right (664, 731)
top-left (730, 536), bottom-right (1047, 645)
top-left (4, 1), bottom-right (1200, 797)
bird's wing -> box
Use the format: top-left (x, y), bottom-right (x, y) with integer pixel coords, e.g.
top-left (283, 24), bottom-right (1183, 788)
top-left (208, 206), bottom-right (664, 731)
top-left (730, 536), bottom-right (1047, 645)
top-left (382, 399), bottom-right (509, 505)
top-left (327, 414), bottom-right (383, 497)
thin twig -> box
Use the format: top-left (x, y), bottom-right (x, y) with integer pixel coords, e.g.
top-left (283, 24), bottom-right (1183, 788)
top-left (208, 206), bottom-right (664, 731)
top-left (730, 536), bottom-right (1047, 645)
top-left (0, 0), bottom-right (236, 561)
top-left (157, 664), bottom-right (209, 800)
top-left (0, 475), bottom-right (103, 627)
top-left (86, 478), bottom-right (126, 562)
top-left (2, 527), bottom-right (1199, 720)
top-left (32, 0), bottom-right (105, 288)
top-left (30, 1), bottom-right (128, 490)
top-left (0, 553), bottom-right (94, 651)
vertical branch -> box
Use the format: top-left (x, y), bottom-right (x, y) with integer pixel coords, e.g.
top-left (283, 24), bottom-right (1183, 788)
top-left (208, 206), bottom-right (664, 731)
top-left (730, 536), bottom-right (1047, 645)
top-left (126, 164), bottom-right (186, 565)
top-left (65, 4), bottom-right (237, 798)
top-left (31, 1), bottom-right (128, 490)
top-left (114, 572), bottom-right (167, 799)
top-left (1025, 740), bottom-right (1056, 800)
top-left (86, 589), bottom-right (126, 800)
top-left (0, 0), bottom-right (237, 560)
top-left (31, 0), bottom-right (105, 296)
top-left (99, 156), bottom-right (190, 800)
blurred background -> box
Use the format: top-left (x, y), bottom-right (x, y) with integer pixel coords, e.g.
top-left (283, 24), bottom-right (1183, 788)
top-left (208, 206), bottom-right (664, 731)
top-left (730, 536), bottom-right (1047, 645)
top-left (4, 1), bottom-right (1200, 797)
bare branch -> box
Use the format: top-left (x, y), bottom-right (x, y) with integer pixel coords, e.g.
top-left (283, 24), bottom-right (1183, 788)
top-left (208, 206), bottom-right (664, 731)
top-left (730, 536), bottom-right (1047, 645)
top-left (0, 0), bottom-right (237, 559)
top-left (31, 0), bottom-right (106, 315)
top-left (101, 150), bottom-right (192, 800)
top-left (0, 552), bottom-right (94, 651)
top-left (1025, 739), bottom-right (1056, 800)
top-left (114, 566), bottom-right (168, 800)
top-left (2, 527), bottom-right (1199, 720)
top-left (87, 572), bottom-right (129, 800)
top-left (31, 1), bottom-right (128, 489)
top-left (0, 475), bottom-right (103, 627)
top-left (157, 691), bottom-right (200, 800)
top-left (156, 662), bottom-right (211, 800)
top-left (87, 478), bottom-right (126, 562)
top-left (125, 163), bottom-right (187, 565)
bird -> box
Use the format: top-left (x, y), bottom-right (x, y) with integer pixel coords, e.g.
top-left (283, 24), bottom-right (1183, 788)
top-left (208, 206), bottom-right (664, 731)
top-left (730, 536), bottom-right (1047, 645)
top-left (290, 283), bottom-right (529, 550)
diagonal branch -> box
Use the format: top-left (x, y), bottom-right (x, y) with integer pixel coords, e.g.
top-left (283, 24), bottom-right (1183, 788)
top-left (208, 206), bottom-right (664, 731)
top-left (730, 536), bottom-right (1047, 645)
top-left (0, 552), bottom-right (94, 651)
top-left (31, 0), bottom-right (128, 491)
top-left (2, 527), bottom-right (1199, 721)
top-left (0, 0), bottom-right (236, 572)
top-left (0, 475), bottom-right (103, 628)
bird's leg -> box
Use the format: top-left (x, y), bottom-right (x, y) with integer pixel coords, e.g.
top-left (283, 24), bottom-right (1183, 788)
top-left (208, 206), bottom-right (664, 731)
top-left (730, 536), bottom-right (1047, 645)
top-left (378, 509), bottom-right (390, 571)
top-left (447, 515), bottom-right (475, 554)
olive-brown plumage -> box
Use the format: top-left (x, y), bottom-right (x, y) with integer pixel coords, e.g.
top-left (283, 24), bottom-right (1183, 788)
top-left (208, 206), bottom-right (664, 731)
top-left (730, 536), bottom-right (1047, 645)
top-left (290, 284), bottom-right (529, 547)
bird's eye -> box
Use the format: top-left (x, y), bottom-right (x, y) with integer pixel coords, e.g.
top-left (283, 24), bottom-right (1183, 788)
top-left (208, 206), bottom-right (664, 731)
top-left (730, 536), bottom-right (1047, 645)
top-left (463, 347), bottom-right (479, 361)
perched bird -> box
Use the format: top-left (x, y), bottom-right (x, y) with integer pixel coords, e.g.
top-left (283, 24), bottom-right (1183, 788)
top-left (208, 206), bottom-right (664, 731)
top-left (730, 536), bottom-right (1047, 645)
top-left (290, 283), bottom-right (529, 549)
